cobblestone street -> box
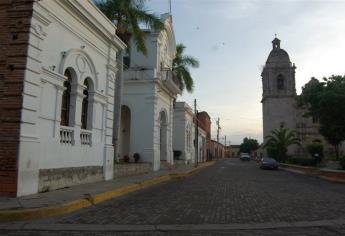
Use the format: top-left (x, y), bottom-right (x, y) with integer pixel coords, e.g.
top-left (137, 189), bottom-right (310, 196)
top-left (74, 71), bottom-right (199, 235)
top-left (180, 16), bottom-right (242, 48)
top-left (2, 159), bottom-right (345, 235)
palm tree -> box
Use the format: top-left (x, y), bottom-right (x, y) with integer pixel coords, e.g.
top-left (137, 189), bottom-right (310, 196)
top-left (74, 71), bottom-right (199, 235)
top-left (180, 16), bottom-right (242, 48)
top-left (172, 44), bottom-right (199, 93)
top-left (264, 127), bottom-right (300, 162)
top-left (96, 0), bottom-right (165, 56)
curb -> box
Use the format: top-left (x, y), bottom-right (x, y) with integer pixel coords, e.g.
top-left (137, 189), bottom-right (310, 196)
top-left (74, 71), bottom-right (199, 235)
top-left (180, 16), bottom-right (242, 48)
top-left (0, 161), bottom-right (215, 221)
top-left (280, 165), bottom-right (345, 184)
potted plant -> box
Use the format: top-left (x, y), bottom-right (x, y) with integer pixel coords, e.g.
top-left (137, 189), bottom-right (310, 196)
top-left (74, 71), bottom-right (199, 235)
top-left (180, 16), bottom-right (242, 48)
top-left (123, 155), bottom-right (130, 163)
top-left (133, 153), bottom-right (140, 163)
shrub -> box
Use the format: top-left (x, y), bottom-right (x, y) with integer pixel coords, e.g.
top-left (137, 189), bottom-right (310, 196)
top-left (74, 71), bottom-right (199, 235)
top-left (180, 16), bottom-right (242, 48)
top-left (307, 143), bottom-right (324, 163)
top-left (324, 156), bottom-right (338, 161)
top-left (173, 150), bottom-right (182, 160)
top-left (133, 153), bottom-right (140, 163)
top-left (286, 156), bottom-right (316, 166)
top-left (339, 157), bottom-right (345, 170)
top-left (123, 155), bottom-right (130, 163)
top-left (266, 146), bottom-right (278, 160)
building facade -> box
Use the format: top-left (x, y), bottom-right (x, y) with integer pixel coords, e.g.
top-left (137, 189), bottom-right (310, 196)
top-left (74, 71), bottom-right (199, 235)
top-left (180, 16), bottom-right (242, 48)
top-left (121, 14), bottom-right (181, 171)
top-left (198, 127), bottom-right (207, 163)
top-left (262, 37), bottom-right (344, 156)
top-left (0, 0), bottom-right (125, 197)
top-left (210, 140), bottom-right (225, 159)
top-left (173, 102), bottom-right (195, 164)
top-left (261, 37), bottom-right (297, 147)
top-left (197, 111), bottom-right (212, 160)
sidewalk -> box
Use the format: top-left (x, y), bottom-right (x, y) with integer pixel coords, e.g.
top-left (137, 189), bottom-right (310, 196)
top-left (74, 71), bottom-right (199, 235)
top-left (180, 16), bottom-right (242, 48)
top-left (0, 161), bottom-right (215, 221)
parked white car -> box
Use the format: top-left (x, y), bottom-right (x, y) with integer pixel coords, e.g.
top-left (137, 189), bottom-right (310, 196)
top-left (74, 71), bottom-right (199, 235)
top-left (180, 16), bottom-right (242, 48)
top-left (240, 153), bottom-right (251, 161)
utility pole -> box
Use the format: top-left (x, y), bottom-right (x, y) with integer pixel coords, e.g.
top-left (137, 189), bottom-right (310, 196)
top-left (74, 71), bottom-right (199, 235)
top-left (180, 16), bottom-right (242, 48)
top-left (169, 0), bottom-right (172, 14)
top-left (216, 118), bottom-right (220, 143)
top-left (194, 99), bottom-right (198, 167)
top-left (224, 135), bottom-right (227, 158)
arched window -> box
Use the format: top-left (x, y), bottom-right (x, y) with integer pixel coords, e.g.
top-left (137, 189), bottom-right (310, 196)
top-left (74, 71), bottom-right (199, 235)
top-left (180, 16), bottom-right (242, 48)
top-left (61, 70), bottom-right (72, 126)
top-left (81, 79), bottom-right (90, 130)
top-left (277, 74), bottom-right (285, 90)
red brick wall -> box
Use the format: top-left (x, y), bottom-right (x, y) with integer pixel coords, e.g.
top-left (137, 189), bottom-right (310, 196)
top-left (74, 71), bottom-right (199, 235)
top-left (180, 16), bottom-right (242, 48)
top-left (0, 0), bottom-right (34, 197)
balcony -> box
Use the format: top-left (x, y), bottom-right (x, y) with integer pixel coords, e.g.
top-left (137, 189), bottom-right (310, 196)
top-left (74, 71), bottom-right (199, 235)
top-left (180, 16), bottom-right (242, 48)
top-left (160, 68), bottom-right (182, 95)
top-left (60, 126), bottom-right (74, 145)
top-left (123, 67), bottom-right (182, 95)
top-left (123, 68), bottom-right (157, 80)
top-left (80, 129), bottom-right (92, 146)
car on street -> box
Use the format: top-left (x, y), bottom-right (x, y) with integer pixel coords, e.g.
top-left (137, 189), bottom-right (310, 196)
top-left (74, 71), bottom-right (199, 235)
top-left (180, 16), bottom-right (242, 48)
top-left (260, 157), bottom-right (279, 170)
top-left (240, 153), bottom-right (251, 161)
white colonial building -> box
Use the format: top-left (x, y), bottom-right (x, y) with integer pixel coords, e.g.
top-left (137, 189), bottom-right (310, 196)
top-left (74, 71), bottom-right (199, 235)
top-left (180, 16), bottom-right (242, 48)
top-left (15, 0), bottom-right (125, 196)
top-left (121, 14), bottom-right (181, 170)
top-left (173, 102), bottom-right (195, 164)
top-left (198, 127), bottom-right (207, 163)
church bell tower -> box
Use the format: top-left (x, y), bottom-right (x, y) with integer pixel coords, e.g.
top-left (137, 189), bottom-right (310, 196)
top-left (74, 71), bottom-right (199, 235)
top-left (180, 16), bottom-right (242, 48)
top-left (261, 37), bottom-right (297, 143)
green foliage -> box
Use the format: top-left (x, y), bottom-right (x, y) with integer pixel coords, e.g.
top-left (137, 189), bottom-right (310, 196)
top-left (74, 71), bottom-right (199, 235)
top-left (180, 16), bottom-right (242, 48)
top-left (172, 44), bottom-right (199, 93)
top-left (307, 143), bottom-right (323, 163)
top-left (286, 156), bottom-right (316, 166)
top-left (339, 157), bottom-right (345, 170)
top-left (264, 127), bottom-right (300, 162)
top-left (266, 145), bottom-right (279, 159)
top-left (123, 155), bottom-right (130, 163)
top-left (133, 153), bottom-right (140, 163)
top-left (239, 137), bottom-right (259, 154)
top-left (96, 0), bottom-right (164, 55)
top-left (324, 156), bottom-right (338, 161)
top-left (299, 75), bottom-right (345, 158)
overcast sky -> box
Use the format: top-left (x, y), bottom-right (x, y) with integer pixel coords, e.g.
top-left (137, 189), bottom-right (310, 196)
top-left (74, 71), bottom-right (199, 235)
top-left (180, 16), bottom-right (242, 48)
top-left (145, 0), bottom-right (345, 145)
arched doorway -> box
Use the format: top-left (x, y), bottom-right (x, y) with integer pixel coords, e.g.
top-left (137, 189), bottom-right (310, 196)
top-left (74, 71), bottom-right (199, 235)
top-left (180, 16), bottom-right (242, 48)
top-left (159, 110), bottom-right (167, 161)
top-left (119, 105), bottom-right (131, 159)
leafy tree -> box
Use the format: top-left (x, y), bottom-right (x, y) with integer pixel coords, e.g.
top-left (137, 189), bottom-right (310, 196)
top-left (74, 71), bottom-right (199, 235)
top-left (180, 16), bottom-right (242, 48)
top-left (264, 127), bottom-right (300, 162)
top-left (299, 75), bottom-right (345, 158)
top-left (239, 137), bottom-right (259, 154)
top-left (96, 0), bottom-right (164, 55)
top-left (172, 44), bottom-right (199, 93)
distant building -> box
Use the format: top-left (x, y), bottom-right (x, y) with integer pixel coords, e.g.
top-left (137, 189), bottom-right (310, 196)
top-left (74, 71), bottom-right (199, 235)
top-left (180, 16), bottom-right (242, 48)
top-left (229, 145), bottom-right (241, 157)
top-left (197, 111), bottom-right (212, 160)
top-left (210, 140), bottom-right (225, 159)
top-left (261, 37), bottom-right (344, 156)
top-left (198, 127), bottom-right (207, 162)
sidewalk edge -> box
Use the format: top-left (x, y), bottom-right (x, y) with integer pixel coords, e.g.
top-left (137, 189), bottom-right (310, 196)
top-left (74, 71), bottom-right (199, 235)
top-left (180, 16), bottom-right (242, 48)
top-left (0, 161), bottom-right (216, 221)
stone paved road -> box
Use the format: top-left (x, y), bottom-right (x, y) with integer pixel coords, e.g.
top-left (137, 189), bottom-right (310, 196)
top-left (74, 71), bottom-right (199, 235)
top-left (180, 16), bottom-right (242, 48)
top-left (2, 159), bottom-right (345, 235)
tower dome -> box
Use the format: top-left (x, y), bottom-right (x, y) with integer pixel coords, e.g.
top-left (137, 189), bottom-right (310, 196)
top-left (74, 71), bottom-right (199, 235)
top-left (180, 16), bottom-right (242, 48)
top-left (266, 37), bottom-right (291, 65)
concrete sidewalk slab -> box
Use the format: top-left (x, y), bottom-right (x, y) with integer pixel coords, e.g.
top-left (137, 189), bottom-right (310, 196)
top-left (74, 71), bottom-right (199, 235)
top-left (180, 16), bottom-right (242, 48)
top-left (0, 161), bottom-right (215, 221)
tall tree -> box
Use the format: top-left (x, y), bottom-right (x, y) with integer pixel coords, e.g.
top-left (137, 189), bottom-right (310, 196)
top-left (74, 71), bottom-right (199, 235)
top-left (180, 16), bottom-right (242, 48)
top-left (264, 127), bottom-right (300, 162)
top-left (96, 0), bottom-right (164, 55)
top-left (299, 75), bottom-right (345, 158)
top-left (172, 44), bottom-right (199, 93)
top-left (239, 137), bottom-right (259, 154)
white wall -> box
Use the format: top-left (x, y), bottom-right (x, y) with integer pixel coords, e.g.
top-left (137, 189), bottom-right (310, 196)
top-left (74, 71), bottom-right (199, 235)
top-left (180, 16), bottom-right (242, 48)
top-left (122, 14), bottom-right (179, 171)
top-left (17, 0), bottom-right (125, 196)
top-left (173, 102), bottom-right (195, 163)
top-left (122, 80), bottom-right (176, 170)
